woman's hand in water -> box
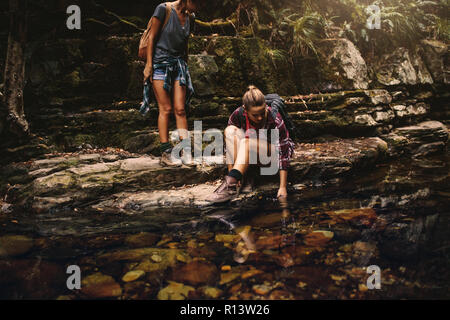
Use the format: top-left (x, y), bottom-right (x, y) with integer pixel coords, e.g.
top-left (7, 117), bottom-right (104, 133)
top-left (277, 187), bottom-right (287, 198)
top-left (143, 64), bottom-right (153, 84)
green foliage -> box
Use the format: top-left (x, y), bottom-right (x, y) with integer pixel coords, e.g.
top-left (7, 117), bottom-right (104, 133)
top-left (199, 0), bottom-right (448, 56)
top-left (267, 8), bottom-right (295, 45)
top-left (433, 16), bottom-right (450, 41)
top-left (290, 11), bottom-right (328, 56)
top-left (380, 5), bottom-right (422, 48)
top-left (263, 47), bottom-right (289, 67)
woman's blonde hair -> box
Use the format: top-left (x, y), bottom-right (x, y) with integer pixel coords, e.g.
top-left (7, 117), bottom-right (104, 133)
top-left (242, 85), bottom-right (265, 110)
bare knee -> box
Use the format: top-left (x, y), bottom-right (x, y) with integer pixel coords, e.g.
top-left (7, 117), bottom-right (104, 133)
top-left (225, 125), bottom-right (240, 138)
top-left (174, 106), bottom-right (186, 118)
top-left (159, 104), bottom-right (172, 117)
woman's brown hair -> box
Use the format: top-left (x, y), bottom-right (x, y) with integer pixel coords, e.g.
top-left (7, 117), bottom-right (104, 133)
top-left (242, 85), bottom-right (265, 110)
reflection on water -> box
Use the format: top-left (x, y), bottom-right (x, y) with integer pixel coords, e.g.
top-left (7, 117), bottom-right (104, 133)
top-left (0, 153), bottom-right (449, 299)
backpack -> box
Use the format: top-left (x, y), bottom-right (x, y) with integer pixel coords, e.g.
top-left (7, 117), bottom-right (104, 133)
top-left (138, 3), bottom-right (172, 61)
top-left (237, 93), bottom-right (296, 139)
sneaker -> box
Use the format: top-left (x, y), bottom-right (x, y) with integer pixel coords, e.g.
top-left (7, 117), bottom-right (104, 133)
top-left (206, 176), bottom-right (238, 203)
top-left (160, 149), bottom-right (182, 167)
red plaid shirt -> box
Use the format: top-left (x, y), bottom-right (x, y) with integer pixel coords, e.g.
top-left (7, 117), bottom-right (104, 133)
top-left (228, 106), bottom-right (295, 170)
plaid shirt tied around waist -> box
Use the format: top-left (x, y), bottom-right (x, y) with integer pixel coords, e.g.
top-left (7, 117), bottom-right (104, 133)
top-left (140, 56), bottom-right (195, 116)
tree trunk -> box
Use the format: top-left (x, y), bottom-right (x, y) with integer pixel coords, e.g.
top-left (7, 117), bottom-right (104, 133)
top-left (2, 0), bottom-right (30, 140)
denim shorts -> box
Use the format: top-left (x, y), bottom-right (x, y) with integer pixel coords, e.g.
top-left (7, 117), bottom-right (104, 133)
top-left (153, 67), bottom-right (181, 81)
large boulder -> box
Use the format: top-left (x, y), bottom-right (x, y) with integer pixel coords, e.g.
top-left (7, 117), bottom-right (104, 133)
top-left (379, 214), bottom-right (439, 261)
top-left (419, 40), bottom-right (449, 84)
top-left (188, 54), bottom-right (219, 96)
top-left (299, 38), bottom-right (369, 93)
top-left (126, 60), bottom-right (145, 100)
top-left (373, 47), bottom-right (433, 86)
top-left (381, 121), bottom-right (449, 157)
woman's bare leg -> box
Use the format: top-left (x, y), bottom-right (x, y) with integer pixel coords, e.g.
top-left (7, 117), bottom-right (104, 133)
top-left (233, 138), bottom-right (275, 175)
top-left (225, 125), bottom-right (244, 172)
top-left (152, 80), bottom-right (172, 143)
top-left (172, 80), bottom-right (188, 140)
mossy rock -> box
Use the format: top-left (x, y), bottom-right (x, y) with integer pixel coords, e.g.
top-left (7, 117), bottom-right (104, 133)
top-left (63, 70), bottom-right (81, 88)
top-left (298, 39), bottom-right (369, 93)
top-left (189, 36), bottom-right (297, 96)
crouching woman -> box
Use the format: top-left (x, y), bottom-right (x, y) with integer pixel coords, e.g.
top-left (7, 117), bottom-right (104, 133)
top-left (207, 86), bottom-right (295, 203)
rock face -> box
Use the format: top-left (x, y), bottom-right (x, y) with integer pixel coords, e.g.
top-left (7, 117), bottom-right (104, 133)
top-left (374, 47), bottom-right (433, 86)
top-left (319, 38), bottom-right (370, 90)
top-left (126, 60), bottom-right (145, 100)
top-left (2, 153), bottom-right (224, 212)
top-left (299, 38), bottom-right (369, 92)
top-left (1, 118), bottom-right (447, 215)
top-left (1, 28), bottom-right (449, 221)
top-left (1, 98), bottom-right (448, 231)
top-left (188, 54), bottom-right (220, 96)
top-left (14, 32), bottom-right (446, 156)
top-left (381, 121), bottom-right (449, 157)
top-left (189, 36), bottom-right (297, 96)
top-left (419, 40), bottom-right (449, 84)
top-left (0, 138), bottom-right (384, 213)
top-left (26, 35), bottom-right (299, 104)
top-left (379, 214), bottom-right (439, 261)
top-left (290, 137), bottom-right (388, 180)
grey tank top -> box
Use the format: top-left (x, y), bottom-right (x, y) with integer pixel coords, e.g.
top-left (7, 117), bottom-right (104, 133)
top-left (152, 3), bottom-right (191, 63)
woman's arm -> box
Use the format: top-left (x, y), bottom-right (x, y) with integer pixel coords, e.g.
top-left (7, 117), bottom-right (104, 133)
top-left (143, 15), bottom-right (163, 83)
top-left (277, 169), bottom-right (288, 198)
top-left (184, 40), bottom-right (189, 63)
top-left (274, 112), bottom-right (293, 198)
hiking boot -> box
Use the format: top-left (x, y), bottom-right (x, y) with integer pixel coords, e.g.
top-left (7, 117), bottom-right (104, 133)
top-left (160, 149), bottom-right (182, 167)
top-left (207, 176), bottom-right (238, 203)
top-left (239, 175), bottom-right (255, 194)
top-left (180, 149), bottom-right (197, 168)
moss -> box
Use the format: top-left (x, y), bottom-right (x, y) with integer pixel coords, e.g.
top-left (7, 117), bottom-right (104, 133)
top-left (66, 159), bottom-right (80, 167)
top-left (188, 37), bottom-right (206, 55)
top-left (63, 70), bottom-right (81, 88)
top-left (73, 134), bottom-right (96, 146)
top-left (56, 158), bottom-right (80, 171)
top-left (188, 36), bottom-right (297, 96)
top-left (191, 102), bottom-right (220, 117)
top-left (123, 16), bottom-right (145, 28)
top-left (324, 115), bottom-right (353, 127)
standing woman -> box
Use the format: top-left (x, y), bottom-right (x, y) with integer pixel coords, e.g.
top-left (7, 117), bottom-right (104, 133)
top-left (143, 1), bottom-right (201, 166)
